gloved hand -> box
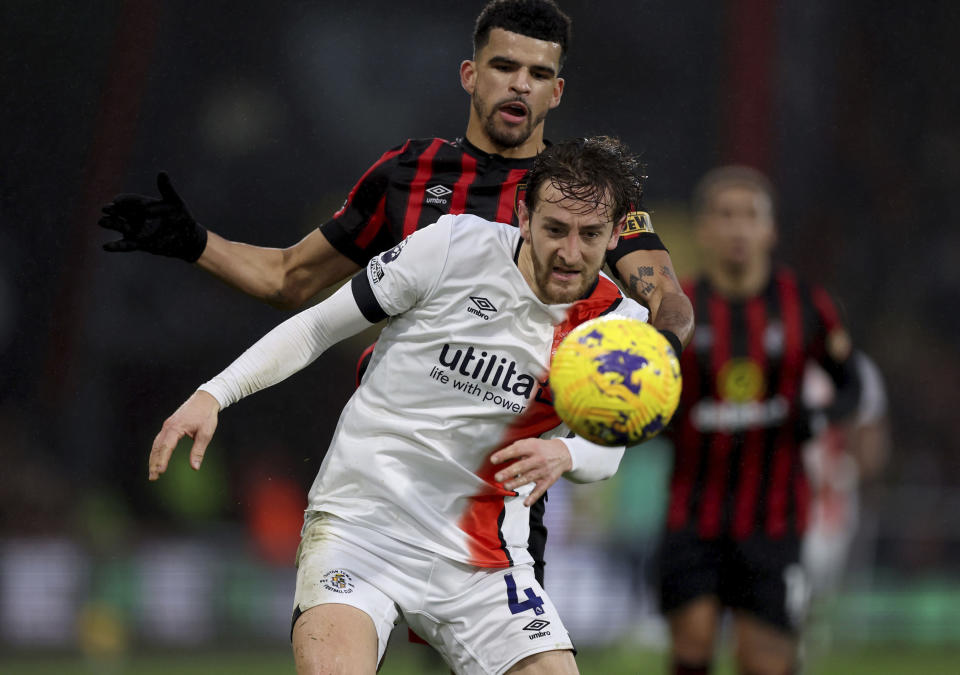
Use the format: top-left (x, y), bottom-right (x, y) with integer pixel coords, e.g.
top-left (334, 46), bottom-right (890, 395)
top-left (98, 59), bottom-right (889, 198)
top-left (99, 172), bottom-right (208, 262)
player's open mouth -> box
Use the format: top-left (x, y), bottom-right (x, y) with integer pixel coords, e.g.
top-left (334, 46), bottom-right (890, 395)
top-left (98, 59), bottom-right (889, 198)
top-left (498, 101), bottom-right (528, 124)
top-left (551, 267), bottom-right (579, 282)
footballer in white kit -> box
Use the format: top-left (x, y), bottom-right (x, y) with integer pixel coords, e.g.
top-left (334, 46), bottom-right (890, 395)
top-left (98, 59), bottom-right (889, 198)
top-left (148, 136), bottom-right (650, 674)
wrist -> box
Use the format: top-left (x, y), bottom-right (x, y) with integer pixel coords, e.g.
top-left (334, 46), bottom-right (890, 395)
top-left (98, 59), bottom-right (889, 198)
top-left (182, 222), bottom-right (208, 263)
top-left (658, 328), bottom-right (683, 356)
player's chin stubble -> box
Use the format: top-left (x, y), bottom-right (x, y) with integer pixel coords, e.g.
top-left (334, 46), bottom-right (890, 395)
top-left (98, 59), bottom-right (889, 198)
top-left (474, 94), bottom-right (543, 149)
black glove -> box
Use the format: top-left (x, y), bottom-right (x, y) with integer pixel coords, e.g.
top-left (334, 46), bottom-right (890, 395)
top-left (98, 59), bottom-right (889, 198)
top-left (99, 172), bottom-right (208, 262)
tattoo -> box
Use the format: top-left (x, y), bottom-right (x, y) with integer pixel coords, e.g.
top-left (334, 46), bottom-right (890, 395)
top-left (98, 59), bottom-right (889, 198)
top-left (627, 266), bottom-right (656, 300)
top-left (659, 265), bottom-right (677, 282)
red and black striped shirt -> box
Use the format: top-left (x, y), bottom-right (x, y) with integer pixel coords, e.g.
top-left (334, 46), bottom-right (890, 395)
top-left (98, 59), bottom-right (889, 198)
top-left (320, 136), bottom-right (663, 268)
top-left (666, 267), bottom-right (850, 540)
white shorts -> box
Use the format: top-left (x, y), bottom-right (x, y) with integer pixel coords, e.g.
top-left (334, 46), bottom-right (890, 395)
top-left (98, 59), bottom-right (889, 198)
top-left (293, 512), bottom-right (573, 675)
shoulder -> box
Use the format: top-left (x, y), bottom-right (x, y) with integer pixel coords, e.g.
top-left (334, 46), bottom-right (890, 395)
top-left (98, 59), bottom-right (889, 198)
top-left (441, 213), bottom-right (520, 253)
top-left (390, 137), bottom-right (461, 162)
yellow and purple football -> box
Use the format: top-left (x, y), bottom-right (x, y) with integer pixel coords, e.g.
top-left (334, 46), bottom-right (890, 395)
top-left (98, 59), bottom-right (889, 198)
top-left (550, 316), bottom-right (682, 446)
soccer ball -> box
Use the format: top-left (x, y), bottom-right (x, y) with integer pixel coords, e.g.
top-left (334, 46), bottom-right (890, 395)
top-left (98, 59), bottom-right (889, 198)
top-left (550, 316), bottom-right (682, 446)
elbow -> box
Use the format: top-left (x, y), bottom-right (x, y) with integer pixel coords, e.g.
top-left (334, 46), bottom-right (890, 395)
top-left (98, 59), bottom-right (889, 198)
top-left (267, 286), bottom-right (309, 311)
top-left (268, 250), bottom-right (317, 310)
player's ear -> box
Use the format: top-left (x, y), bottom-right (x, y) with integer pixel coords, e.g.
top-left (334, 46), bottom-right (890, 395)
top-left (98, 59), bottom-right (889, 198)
top-left (460, 59), bottom-right (476, 94)
top-left (607, 215), bottom-right (626, 250)
top-left (549, 77), bottom-right (565, 110)
top-left (518, 200), bottom-right (532, 240)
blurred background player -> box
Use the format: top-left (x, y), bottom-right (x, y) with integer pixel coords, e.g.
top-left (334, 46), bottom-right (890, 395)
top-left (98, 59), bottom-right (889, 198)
top-left (96, 0), bottom-right (694, 591)
top-left (656, 166), bottom-right (861, 675)
top-left (802, 350), bottom-right (890, 598)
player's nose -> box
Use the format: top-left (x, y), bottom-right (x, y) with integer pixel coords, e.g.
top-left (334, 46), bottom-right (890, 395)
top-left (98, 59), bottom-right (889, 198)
top-left (509, 69), bottom-right (533, 94)
top-left (557, 234), bottom-right (583, 264)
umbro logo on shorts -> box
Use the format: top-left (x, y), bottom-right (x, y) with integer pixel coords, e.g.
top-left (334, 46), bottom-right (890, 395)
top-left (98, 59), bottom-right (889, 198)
top-left (523, 618), bottom-right (551, 639)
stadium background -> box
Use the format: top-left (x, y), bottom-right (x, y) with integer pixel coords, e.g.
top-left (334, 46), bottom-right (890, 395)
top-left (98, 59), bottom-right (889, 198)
top-left (1, 1), bottom-right (958, 672)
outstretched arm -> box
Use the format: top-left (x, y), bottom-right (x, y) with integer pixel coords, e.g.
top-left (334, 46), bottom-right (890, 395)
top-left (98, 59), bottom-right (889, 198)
top-left (614, 248), bottom-right (694, 350)
top-left (100, 173), bottom-right (360, 309)
top-left (198, 228), bottom-right (361, 309)
top-left (147, 278), bottom-right (374, 480)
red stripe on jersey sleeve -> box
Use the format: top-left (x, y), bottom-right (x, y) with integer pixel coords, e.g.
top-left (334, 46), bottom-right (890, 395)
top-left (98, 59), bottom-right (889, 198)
top-left (698, 292), bottom-right (732, 538)
top-left (333, 141), bottom-right (410, 220)
top-left (732, 295), bottom-right (768, 539)
top-left (496, 169), bottom-right (528, 225)
top-left (448, 152), bottom-right (478, 215)
top-left (354, 195), bottom-right (388, 249)
top-left (811, 285), bottom-right (841, 333)
top-left (402, 138), bottom-right (445, 238)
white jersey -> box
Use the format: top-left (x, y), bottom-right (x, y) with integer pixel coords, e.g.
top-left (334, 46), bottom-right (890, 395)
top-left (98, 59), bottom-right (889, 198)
top-left (203, 214), bottom-right (648, 569)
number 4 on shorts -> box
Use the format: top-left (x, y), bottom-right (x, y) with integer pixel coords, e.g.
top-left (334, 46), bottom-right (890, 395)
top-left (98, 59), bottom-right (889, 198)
top-left (504, 572), bottom-right (545, 615)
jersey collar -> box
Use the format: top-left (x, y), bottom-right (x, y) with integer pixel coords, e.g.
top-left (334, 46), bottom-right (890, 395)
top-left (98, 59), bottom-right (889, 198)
top-left (458, 137), bottom-right (548, 168)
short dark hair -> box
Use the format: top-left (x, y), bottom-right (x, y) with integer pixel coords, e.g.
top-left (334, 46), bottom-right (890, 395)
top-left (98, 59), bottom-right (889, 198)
top-left (474, 0), bottom-right (572, 68)
top-left (524, 136), bottom-right (643, 226)
top-left (691, 165), bottom-right (777, 216)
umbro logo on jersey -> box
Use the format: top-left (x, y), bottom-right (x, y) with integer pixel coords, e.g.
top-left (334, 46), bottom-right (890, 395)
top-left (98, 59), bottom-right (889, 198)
top-left (425, 184), bottom-right (452, 206)
top-left (468, 296), bottom-right (497, 320)
top-left (426, 185), bottom-right (452, 197)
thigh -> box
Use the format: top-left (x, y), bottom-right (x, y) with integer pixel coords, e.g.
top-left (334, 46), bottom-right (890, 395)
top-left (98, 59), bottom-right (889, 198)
top-left (723, 537), bottom-right (809, 634)
top-left (408, 563), bottom-right (574, 675)
top-left (292, 513), bottom-right (402, 665)
top-left (292, 603), bottom-right (379, 675)
top-left (506, 648), bottom-right (579, 674)
top-left (732, 610), bottom-right (799, 675)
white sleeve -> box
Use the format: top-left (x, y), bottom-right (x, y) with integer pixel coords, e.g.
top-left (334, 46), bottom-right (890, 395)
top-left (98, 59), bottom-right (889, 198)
top-left (198, 281), bottom-right (374, 409)
top-left (560, 435), bottom-right (625, 483)
top-left (362, 215), bottom-right (454, 317)
top-left (610, 296), bottom-right (650, 324)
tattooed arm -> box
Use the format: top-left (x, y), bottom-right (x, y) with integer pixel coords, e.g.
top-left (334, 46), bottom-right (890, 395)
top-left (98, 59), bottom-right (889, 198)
top-left (614, 249), bottom-right (694, 348)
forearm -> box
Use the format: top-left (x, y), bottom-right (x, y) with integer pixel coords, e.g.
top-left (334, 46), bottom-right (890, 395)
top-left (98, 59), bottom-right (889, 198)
top-left (651, 289), bottom-right (695, 347)
top-left (199, 280), bottom-right (374, 408)
top-left (615, 249), bottom-right (694, 347)
top-left (197, 231), bottom-right (290, 305)
top-left (197, 229), bottom-right (362, 310)
top-left (560, 435), bottom-right (625, 483)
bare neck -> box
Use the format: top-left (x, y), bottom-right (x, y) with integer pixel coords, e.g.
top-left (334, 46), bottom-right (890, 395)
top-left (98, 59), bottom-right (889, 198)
top-left (464, 114), bottom-right (546, 159)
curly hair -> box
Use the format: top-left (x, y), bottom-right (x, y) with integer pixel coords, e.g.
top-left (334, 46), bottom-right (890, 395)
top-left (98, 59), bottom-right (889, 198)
top-left (473, 0), bottom-right (572, 68)
top-left (524, 136), bottom-right (644, 226)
